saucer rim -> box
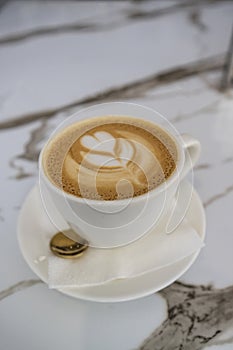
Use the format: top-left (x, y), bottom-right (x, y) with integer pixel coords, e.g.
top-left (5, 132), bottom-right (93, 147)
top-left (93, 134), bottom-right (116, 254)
top-left (17, 180), bottom-right (206, 303)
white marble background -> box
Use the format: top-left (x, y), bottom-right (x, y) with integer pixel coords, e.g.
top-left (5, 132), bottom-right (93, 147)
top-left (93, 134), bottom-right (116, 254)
top-left (0, 1), bottom-right (233, 350)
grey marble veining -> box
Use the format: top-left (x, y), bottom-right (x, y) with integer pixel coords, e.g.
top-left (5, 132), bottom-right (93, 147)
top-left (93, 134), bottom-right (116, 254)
top-left (1, 3), bottom-right (232, 121)
top-left (0, 1), bottom-right (233, 350)
top-left (0, 279), bottom-right (42, 301)
top-left (9, 120), bottom-right (49, 179)
top-left (169, 97), bottom-right (221, 124)
top-left (203, 185), bottom-right (233, 208)
top-left (0, 54), bottom-right (225, 130)
top-left (138, 282), bottom-right (233, 350)
top-left (0, 208), bottom-right (4, 222)
top-left (0, 0), bottom-right (225, 45)
top-left (1, 279), bottom-right (233, 349)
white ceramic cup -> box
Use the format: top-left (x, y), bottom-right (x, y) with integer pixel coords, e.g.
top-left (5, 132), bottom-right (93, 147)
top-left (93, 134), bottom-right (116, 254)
top-left (39, 102), bottom-right (200, 248)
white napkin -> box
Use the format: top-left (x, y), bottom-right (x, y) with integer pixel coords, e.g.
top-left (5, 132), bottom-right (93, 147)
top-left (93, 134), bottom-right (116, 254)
top-left (48, 218), bottom-right (204, 289)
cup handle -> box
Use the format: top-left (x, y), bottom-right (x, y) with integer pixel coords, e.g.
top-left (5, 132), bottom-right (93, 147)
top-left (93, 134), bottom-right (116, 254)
top-left (165, 134), bottom-right (201, 234)
top-left (180, 134), bottom-right (201, 180)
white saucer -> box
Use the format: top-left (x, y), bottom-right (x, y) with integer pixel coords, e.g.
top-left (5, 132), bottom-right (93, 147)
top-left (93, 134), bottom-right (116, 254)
top-left (18, 181), bottom-right (206, 303)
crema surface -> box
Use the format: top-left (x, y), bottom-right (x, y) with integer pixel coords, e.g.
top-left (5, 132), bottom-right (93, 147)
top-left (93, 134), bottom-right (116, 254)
top-left (43, 116), bottom-right (177, 200)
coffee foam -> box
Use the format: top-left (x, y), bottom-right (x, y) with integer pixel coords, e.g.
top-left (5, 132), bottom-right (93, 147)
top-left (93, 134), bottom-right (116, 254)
top-left (43, 116), bottom-right (178, 200)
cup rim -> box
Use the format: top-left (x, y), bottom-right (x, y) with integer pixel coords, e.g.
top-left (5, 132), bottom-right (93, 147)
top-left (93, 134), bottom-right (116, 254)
top-left (39, 107), bottom-right (185, 206)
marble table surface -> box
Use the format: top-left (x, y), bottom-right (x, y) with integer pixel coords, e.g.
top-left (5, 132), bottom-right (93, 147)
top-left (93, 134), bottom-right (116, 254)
top-left (0, 1), bottom-right (233, 349)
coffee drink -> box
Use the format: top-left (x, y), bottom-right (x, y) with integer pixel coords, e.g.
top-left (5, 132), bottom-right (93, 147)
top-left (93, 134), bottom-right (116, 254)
top-left (43, 116), bottom-right (177, 200)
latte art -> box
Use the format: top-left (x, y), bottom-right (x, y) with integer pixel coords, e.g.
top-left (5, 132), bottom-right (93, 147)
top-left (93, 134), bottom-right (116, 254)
top-left (43, 116), bottom-right (178, 200)
top-left (80, 132), bottom-right (134, 168)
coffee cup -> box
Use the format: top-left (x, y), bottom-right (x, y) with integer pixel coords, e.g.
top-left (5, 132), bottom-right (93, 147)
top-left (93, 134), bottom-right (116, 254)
top-left (39, 102), bottom-right (200, 248)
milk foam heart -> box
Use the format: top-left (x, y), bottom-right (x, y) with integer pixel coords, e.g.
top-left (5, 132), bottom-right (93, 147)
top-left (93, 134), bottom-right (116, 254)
top-left (80, 131), bottom-right (134, 168)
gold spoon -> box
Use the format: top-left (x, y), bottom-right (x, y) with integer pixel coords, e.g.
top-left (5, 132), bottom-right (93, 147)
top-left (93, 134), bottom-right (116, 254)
top-left (50, 230), bottom-right (88, 259)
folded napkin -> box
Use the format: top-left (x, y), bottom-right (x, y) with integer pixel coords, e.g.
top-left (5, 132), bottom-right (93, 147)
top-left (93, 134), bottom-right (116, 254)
top-left (48, 217), bottom-right (204, 289)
